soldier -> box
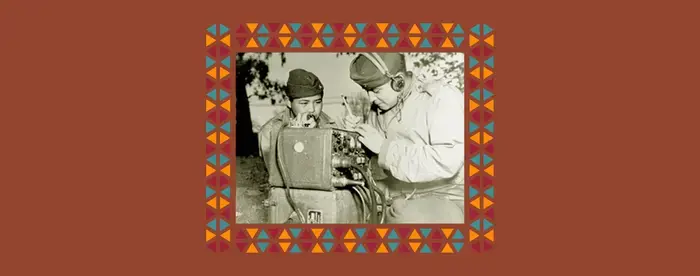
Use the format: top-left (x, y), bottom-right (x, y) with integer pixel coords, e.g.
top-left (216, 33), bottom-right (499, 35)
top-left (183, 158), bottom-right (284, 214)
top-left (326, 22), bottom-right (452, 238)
top-left (346, 53), bottom-right (465, 223)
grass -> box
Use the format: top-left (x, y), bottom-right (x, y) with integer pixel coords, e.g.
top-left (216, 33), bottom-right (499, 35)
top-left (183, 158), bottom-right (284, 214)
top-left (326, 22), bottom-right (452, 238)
top-left (234, 156), bottom-right (269, 224)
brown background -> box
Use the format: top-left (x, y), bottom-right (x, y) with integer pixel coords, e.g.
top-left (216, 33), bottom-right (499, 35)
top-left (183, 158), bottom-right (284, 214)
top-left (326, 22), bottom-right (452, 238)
top-left (1, 0), bottom-right (697, 275)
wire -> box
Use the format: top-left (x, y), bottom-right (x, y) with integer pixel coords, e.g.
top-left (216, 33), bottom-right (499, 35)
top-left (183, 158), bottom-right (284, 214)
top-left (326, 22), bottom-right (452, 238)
top-left (351, 186), bottom-right (367, 223)
top-left (351, 164), bottom-right (381, 224)
top-left (275, 123), bottom-right (306, 224)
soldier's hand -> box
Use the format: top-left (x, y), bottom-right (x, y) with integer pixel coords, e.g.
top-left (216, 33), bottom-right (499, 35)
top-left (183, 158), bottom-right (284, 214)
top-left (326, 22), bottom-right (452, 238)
top-left (290, 112), bottom-right (316, 128)
top-left (356, 124), bottom-right (385, 154)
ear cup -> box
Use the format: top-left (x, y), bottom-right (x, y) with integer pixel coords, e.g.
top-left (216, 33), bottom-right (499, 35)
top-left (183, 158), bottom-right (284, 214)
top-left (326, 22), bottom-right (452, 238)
top-left (391, 74), bottom-right (405, 92)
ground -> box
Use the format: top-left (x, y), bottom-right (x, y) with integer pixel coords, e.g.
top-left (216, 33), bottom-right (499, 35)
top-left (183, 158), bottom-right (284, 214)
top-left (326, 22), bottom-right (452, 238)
top-left (234, 156), bottom-right (269, 224)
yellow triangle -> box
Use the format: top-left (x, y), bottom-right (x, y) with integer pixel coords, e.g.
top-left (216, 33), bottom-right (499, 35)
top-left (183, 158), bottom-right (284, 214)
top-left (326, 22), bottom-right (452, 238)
top-left (344, 24), bottom-right (356, 34)
top-left (207, 133), bottom-right (217, 144)
top-left (246, 23), bottom-right (258, 33)
top-left (483, 133), bottom-right (493, 144)
top-left (409, 24), bottom-right (421, 34)
top-left (409, 242), bottom-right (421, 252)
top-left (220, 34), bottom-right (231, 47)
top-left (205, 34), bottom-right (216, 46)
top-left (469, 164), bottom-right (479, 176)
top-left (470, 133), bottom-right (481, 144)
top-left (484, 100), bottom-right (495, 112)
top-left (483, 68), bottom-right (493, 79)
top-left (220, 68), bottom-right (230, 79)
top-left (484, 230), bottom-right (495, 242)
top-left (311, 38), bottom-right (324, 48)
top-left (469, 229), bottom-right (480, 242)
top-left (312, 243), bottom-right (324, 253)
top-left (376, 23), bottom-right (389, 33)
top-left (279, 24), bottom-right (291, 34)
top-left (376, 228), bottom-right (388, 239)
top-left (376, 243), bottom-right (389, 253)
top-left (246, 38), bottom-right (259, 48)
top-left (206, 197), bottom-right (217, 209)
top-left (484, 34), bottom-right (495, 47)
top-left (246, 228), bottom-right (259, 239)
top-left (206, 165), bottom-right (215, 176)
top-left (469, 99), bottom-right (479, 112)
top-left (376, 37), bottom-right (389, 48)
top-left (219, 133), bottom-right (229, 144)
top-left (442, 23), bottom-right (454, 33)
top-left (344, 230), bottom-right (356, 239)
top-left (279, 36), bottom-right (291, 47)
top-left (220, 100), bottom-right (231, 112)
top-left (279, 242), bottom-right (291, 252)
top-left (469, 34), bottom-right (479, 47)
top-left (221, 165), bottom-right (231, 176)
top-left (441, 243), bottom-right (454, 253)
top-left (311, 228), bottom-right (324, 239)
top-left (221, 230), bottom-right (231, 242)
top-left (344, 37), bottom-right (356, 47)
top-left (441, 37), bottom-right (454, 48)
top-left (219, 197), bottom-right (230, 209)
top-left (484, 165), bottom-right (494, 176)
top-left (207, 67), bottom-right (217, 79)
top-left (311, 23), bottom-right (324, 33)
top-left (441, 228), bottom-right (454, 239)
top-left (409, 229), bottom-right (421, 240)
top-left (206, 100), bottom-right (215, 112)
top-left (279, 230), bottom-right (291, 240)
top-left (470, 197), bottom-right (481, 209)
top-left (470, 67), bottom-right (481, 79)
top-left (344, 242), bottom-right (356, 252)
top-left (246, 243), bottom-right (259, 253)
top-left (206, 230), bottom-right (215, 241)
top-left (483, 197), bottom-right (493, 209)
top-left (409, 37), bottom-right (421, 47)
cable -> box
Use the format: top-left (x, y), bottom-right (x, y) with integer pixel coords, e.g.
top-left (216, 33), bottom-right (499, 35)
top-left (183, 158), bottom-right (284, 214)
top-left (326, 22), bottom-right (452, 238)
top-left (275, 124), bottom-right (306, 224)
top-left (351, 164), bottom-right (379, 224)
top-left (351, 186), bottom-right (367, 223)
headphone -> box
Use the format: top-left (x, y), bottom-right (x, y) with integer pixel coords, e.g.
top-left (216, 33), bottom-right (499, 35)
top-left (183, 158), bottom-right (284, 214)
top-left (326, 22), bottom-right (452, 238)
top-left (359, 53), bottom-right (406, 92)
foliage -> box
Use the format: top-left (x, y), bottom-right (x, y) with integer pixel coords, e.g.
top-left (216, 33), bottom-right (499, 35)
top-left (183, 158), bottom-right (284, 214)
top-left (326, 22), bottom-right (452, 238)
top-left (236, 53), bottom-right (288, 104)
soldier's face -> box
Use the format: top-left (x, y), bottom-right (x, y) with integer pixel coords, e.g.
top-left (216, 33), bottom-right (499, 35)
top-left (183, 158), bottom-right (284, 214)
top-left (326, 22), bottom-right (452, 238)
top-left (368, 82), bottom-right (399, 111)
top-left (289, 94), bottom-right (323, 120)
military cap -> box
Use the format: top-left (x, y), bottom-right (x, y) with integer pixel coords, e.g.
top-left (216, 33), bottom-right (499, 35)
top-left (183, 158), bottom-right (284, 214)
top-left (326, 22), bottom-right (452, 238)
top-left (286, 69), bottom-right (324, 100)
top-left (349, 53), bottom-right (406, 90)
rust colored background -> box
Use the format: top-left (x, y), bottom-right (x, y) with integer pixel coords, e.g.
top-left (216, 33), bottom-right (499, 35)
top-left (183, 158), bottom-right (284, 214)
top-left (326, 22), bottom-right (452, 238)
top-left (1, 0), bottom-right (696, 275)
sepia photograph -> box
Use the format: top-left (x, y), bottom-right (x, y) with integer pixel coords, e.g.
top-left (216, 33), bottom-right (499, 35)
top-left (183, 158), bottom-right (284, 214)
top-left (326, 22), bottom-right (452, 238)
top-left (234, 52), bottom-right (466, 224)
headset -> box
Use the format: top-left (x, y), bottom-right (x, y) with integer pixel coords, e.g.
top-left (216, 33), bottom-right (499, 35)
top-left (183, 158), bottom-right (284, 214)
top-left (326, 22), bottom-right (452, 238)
top-left (359, 53), bottom-right (406, 92)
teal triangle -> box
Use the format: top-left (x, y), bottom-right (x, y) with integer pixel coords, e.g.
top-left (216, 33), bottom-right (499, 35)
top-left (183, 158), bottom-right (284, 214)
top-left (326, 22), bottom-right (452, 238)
top-left (219, 24), bottom-right (229, 34)
top-left (484, 56), bottom-right (494, 68)
top-left (483, 89), bottom-right (493, 100)
top-left (206, 56), bottom-right (215, 68)
top-left (469, 122), bottom-right (479, 133)
top-left (483, 24), bottom-right (493, 35)
top-left (322, 37), bottom-right (334, 47)
top-left (355, 23), bottom-right (366, 33)
top-left (206, 122), bottom-right (215, 133)
top-left (484, 187), bottom-right (494, 198)
top-left (257, 242), bottom-right (269, 252)
top-left (206, 219), bottom-right (216, 230)
top-left (289, 228), bottom-right (302, 238)
top-left (322, 231), bottom-right (334, 239)
top-left (453, 229), bottom-right (464, 239)
top-left (483, 219), bottom-right (493, 231)
top-left (354, 228), bottom-right (366, 238)
top-left (419, 39), bottom-right (432, 48)
top-left (420, 228), bottom-right (431, 238)
top-left (387, 229), bottom-right (399, 239)
top-left (221, 122), bottom-right (231, 133)
top-left (207, 89), bottom-right (217, 100)
top-left (257, 37), bottom-right (269, 47)
top-left (290, 38), bottom-right (301, 48)
top-left (387, 24), bottom-right (399, 34)
top-left (290, 23), bottom-right (301, 33)
top-left (470, 220), bottom-right (481, 231)
top-left (322, 242), bottom-right (334, 252)
top-left (470, 154), bottom-right (481, 166)
top-left (470, 24), bottom-right (481, 36)
top-left (219, 219), bottom-right (229, 231)
top-left (219, 154), bottom-right (229, 165)
top-left (290, 244), bottom-right (302, 253)
top-left (485, 122), bottom-right (494, 133)
top-left (207, 155), bottom-right (217, 165)
top-left (420, 244), bottom-right (432, 253)
top-left (470, 89), bottom-right (481, 100)
top-left (257, 24), bottom-right (269, 34)
top-left (257, 230), bottom-right (269, 239)
top-left (322, 24), bottom-right (334, 34)
top-left (388, 242), bottom-right (399, 252)
top-left (483, 154), bottom-right (493, 165)
top-left (221, 186), bottom-right (231, 198)
top-left (355, 244), bottom-right (367, 253)
top-left (469, 56), bottom-right (478, 68)
top-left (220, 90), bottom-right (230, 100)
top-left (452, 24), bottom-right (464, 34)
top-left (469, 186), bottom-right (479, 199)
top-left (388, 37), bottom-right (399, 47)
top-left (207, 24), bottom-right (217, 36)
top-left (452, 242), bottom-right (464, 252)
top-left (355, 38), bottom-right (366, 48)
top-left (420, 23), bottom-right (432, 33)
top-left (221, 56), bottom-right (231, 68)
top-left (453, 37), bottom-right (464, 47)
top-left (206, 186), bottom-right (215, 198)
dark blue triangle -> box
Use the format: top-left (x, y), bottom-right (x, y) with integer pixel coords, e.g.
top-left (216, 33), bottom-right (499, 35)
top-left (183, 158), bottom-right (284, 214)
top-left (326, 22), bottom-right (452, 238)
top-left (290, 244), bottom-right (302, 253)
top-left (483, 89), bottom-right (493, 100)
top-left (387, 24), bottom-right (399, 34)
top-left (219, 89), bottom-right (230, 100)
top-left (483, 154), bottom-right (493, 165)
top-left (388, 242), bottom-right (399, 252)
top-left (484, 56), bottom-right (494, 68)
top-left (469, 122), bottom-right (479, 133)
top-left (469, 186), bottom-right (479, 199)
top-left (322, 24), bottom-right (334, 34)
top-left (257, 37), bottom-right (269, 47)
top-left (470, 89), bottom-right (481, 100)
top-left (388, 37), bottom-right (399, 47)
top-left (355, 244), bottom-right (367, 253)
top-left (206, 186), bottom-right (215, 198)
top-left (483, 219), bottom-right (493, 231)
top-left (355, 23), bottom-right (366, 33)
top-left (322, 231), bottom-right (334, 239)
top-left (206, 56), bottom-right (215, 68)
top-left (470, 24), bottom-right (481, 36)
top-left (355, 38), bottom-right (366, 48)
top-left (257, 242), bottom-right (269, 252)
top-left (290, 38), bottom-right (301, 48)
top-left (207, 89), bottom-right (217, 100)
top-left (452, 24), bottom-right (464, 34)
top-left (354, 228), bottom-right (366, 238)
top-left (453, 37), bottom-right (464, 47)
top-left (221, 186), bottom-right (231, 198)
top-left (470, 220), bottom-right (481, 231)
top-left (470, 154), bottom-right (481, 166)
top-left (419, 39), bottom-right (432, 48)
top-left (485, 122), bottom-right (494, 133)
top-left (257, 230), bottom-right (269, 239)
top-left (207, 155), bottom-right (217, 165)
top-left (469, 56), bottom-right (478, 68)
top-left (206, 122), bottom-right (215, 133)
top-left (207, 24), bottom-right (217, 36)
top-left (289, 228), bottom-right (302, 238)
top-left (420, 228), bottom-right (432, 238)
top-left (452, 229), bottom-right (464, 239)
top-left (219, 219), bottom-right (229, 231)
top-left (420, 23), bottom-right (431, 33)
top-left (257, 24), bottom-right (269, 34)
top-left (221, 56), bottom-right (231, 68)
top-left (420, 244), bottom-right (432, 253)
top-left (221, 122), bottom-right (231, 133)
top-left (219, 24), bottom-right (229, 34)
top-left (206, 219), bottom-right (217, 231)
top-left (483, 24), bottom-right (493, 35)
top-left (322, 37), bottom-right (334, 47)
top-left (322, 242), bottom-right (334, 252)
top-left (387, 229), bottom-right (399, 239)
top-left (484, 187), bottom-right (494, 198)
top-left (289, 23), bottom-right (301, 33)
top-left (219, 154), bottom-right (229, 165)
top-left (452, 242), bottom-right (464, 252)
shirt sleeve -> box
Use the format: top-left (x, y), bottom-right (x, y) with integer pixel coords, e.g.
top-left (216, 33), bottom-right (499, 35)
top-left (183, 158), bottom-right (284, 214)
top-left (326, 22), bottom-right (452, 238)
top-left (378, 86), bottom-right (465, 183)
top-left (258, 125), bottom-right (272, 167)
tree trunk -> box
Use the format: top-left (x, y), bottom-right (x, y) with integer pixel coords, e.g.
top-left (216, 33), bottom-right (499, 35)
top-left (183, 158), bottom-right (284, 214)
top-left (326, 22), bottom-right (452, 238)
top-left (235, 73), bottom-right (259, 157)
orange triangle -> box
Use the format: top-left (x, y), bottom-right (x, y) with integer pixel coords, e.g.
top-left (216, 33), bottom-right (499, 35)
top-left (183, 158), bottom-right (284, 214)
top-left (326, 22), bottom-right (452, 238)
top-left (344, 24), bottom-right (357, 34)
top-left (205, 164), bottom-right (215, 176)
top-left (246, 23), bottom-right (258, 33)
top-left (205, 34), bottom-right (215, 46)
top-left (311, 228), bottom-right (324, 239)
top-left (409, 24), bottom-right (421, 34)
top-left (376, 228), bottom-right (388, 239)
top-left (312, 243), bottom-right (324, 253)
top-left (441, 228), bottom-right (454, 239)
top-left (278, 36), bottom-right (291, 47)
top-left (206, 100), bottom-right (215, 112)
top-left (221, 165), bottom-right (231, 176)
top-left (469, 34), bottom-right (479, 47)
top-left (409, 242), bottom-right (421, 252)
top-left (484, 230), bottom-right (495, 242)
top-left (344, 242), bottom-right (356, 252)
top-left (376, 23), bottom-right (389, 33)
top-left (470, 133), bottom-right (481, 144)
top-left (376, 37), bottom-right (389, 48)
top-left (483, 133), bottom-right (493, 144)
top-left (221, 230), bottom-right (231, 242)
top-left (279, 230), bottom-right (291, 240)
top-left (246, 243), bottom-right (258, 253)
top-left (483, 197), bottom-right (493, 209)
top-left (206, 197), bottom-right (217, 209)
top-left (207, 67), bottom-right (217, 79)
top-left (484, 165), bottom-right (494, 176)
top-left (469, 164), bottom-right (479, 176)
top-left (469, 99), bottom-right (479, 112)
top-left (344, 230), bottom-right (356, 240)
top-left (441, 243), bottom-right (454, 253)
top-left (441, 23), bottom-right (454, 33)
top-left (470, 67), bottom-right (481, 79)
top-left (409, 37), bottom-right (421, 47)
top-left (344, 37), bottom-right (356, 47)
top-left (311, 38), bottom-right (324, 48)
top-left (409, 229), bottom-right (421, 240)
top-left (246, 228), bottom-right (259, 239)
top-left (484, 34), bottom-right (495, 47)
top-left (219, 197), bottom-right (230, 209)
top-left (221, 100), bottom-right (231, 112)
top-left (207, 133), bottom-right (217, 144)
top-left (206, 230), bottom-right (216, 241)
top-left (442, 37), bottom-right (454, 48)
top-left (219, 68), bottom-right (230, 79)
top-left (279, 242), bottom-right (291, 252)
top-left (376, 243), bottom-right (389, 253)
top-left (483, 68), bottom-right (493, 79)
top-left (470, 197), bottom-right (481, 209)
top-left (220, 34), bottom-right (231, 47)
top-left (246, 39), bottom-right (259, 48)
top-left (219, 133), bottom-right (230, 144)
top-left (279, 24), bottom-right (291, 34)
top-left (311, 23), bottom-right (324, 33)
top-left (469, 229), bottom-right (479, 242)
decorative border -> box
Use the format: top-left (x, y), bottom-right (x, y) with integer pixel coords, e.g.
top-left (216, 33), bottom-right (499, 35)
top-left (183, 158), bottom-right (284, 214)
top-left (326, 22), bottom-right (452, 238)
top-left (205, 23), bottom-right (495, 253)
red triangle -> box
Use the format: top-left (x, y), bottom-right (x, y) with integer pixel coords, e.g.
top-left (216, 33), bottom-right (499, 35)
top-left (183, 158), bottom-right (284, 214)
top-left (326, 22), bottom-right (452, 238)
top-left (221, 79), bottom-right (231, 90)
top-left (219, 241), bottom-right (229, 252)
top-left (221, 207), bottom-right (231, 220)
top-left (301, 37), bottom-right (314, 47)
top-left (268, 23), bottom-right (280, 33)
top-left (268, 37), bottom-right (280, 48)
top-left (472, 46), bottom-right (482, 57)
top-left (219, 175), bottom-right (229, 186)
top-left (469, 207), bottom-right (479, 219)
top-left (333, 23), bottom-right (345, 33)
top-left (483, 111), bottom-right (493, 122)
top-left (267, 228), bottom-right (280, 239)
top-left (471, 111), bottom-right (481, 122)
top-left (365, 36), bottom-right (379, 47)
top-left (365, 229), bottom-right (379, 240)
top-left (300, 24), bottom-right (314, 34)
top-left (469, 143), bottom-right (479, 155)
top-left (431, 230), bottom-right (444, 239)
top-left (333, 37), bottom-right (346, 47)
top-left (206, 176), bottom-right (217, 186)
top-left (398, 37), bottom-right (412, 48)
top-left (236, 229), bottom-right (249, 239)
top-left (207, 46), bottom-right (217, 57)
top-left (485, 144), bottom-right (494, 155)
top-left (470, 176), bottom-right (480, 186)
top-left (483, 176), bottom-right (493, 186)
top-left (207, 242), bottom-right (218, 252)
top-left (483, 47), bottom-right (493, 57)
top-left (430, 242), bottom-right (443, 252)
top-left (218, 110), bottom-right (229, 122)
top-left (206, 208), bottom-right (216, 220)
top-left (398, 23), bottom-right (410, 32)
top-left (267, 243), bottom-right (280, 253)
top-left (235, 24), bottom-right (248, 34)
top-left (300, 242), bottom-right (314, 252)
top-left (236, 242), bottom-right (249, 252)
top-left (205, 78), bottom-right (215, 90)
top-left (332, 228), bottom-right (347, 239)
top-left (397, 228), bottom-right (412, 239)
top-left (221, 142), bottom-right (231, 156)
top-left (484, 79), bottom-right (494, 90)
top-left (206, 143), bottom-right (216, 155)
top-left (397, 243), bottom-right (411, 252)
top-left (472, 243), bottom-right (482, 252)
top-left (219, 46), bottom-right (230, 57)
top-left (207, 110), bottom-right (218, 124)
top-left (365, 24), bottom-right (379, 34)
top-left (333, 242), bottom-right (346, 252)
top-left (236, 37), bottom-right (248, 47)
top-left (431, 37), bottom-right (444, 46)
top-left (430, 24), bottom-right (444, 34)
top-left (469, 77), bottom-right (480, 90)
top-left (365, 242), bottom-right (379, 252)
top-left (485, 208), bottom-right (495, 220)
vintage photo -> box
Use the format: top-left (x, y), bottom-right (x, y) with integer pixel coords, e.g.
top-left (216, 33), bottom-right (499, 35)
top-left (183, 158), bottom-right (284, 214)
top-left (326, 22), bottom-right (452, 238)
top-left (234, 52), bottom-right (466, 224)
